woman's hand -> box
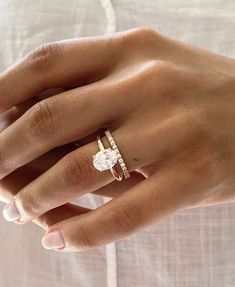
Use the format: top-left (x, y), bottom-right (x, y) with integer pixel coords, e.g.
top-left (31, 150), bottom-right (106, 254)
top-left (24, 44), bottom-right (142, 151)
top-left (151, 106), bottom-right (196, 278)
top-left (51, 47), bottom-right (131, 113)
top-left (1, 28), bottom-right (235, 252)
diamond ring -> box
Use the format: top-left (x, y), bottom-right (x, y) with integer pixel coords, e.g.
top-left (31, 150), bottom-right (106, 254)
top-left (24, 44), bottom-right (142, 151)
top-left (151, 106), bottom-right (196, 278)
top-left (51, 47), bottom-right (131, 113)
top-left (93, 130), bottom-right (130, 181)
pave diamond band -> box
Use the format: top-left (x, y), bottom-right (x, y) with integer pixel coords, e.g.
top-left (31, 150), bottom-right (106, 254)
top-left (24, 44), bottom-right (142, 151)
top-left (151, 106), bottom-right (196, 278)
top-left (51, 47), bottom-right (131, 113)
top-left (105, 130), bottom-right (130, 179)
top-left (93, 134), bottom-right (123, 181)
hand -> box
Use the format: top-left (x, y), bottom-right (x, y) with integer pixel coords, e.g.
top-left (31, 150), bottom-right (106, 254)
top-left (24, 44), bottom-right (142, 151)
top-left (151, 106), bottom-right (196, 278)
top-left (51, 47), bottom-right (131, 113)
top-left (1, 28), bottom-right (235, 252)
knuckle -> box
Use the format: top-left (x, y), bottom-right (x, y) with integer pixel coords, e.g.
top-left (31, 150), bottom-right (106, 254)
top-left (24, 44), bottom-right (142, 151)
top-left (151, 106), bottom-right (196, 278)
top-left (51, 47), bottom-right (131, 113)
top-left (118, 27), bottom-right (160, 51)
top-left (61, 152), bottom-right (95, 189)
top-left (136, 61), bottom-right (181, 86)
top-left (26, 42), bottom-right (62, 74)
top-left (139, 60), bottom-right (164, 81)
top-left (17, 192), bottom-right (42, 218)
top-left (133, 61), bottom-right (183, 102)
top-left (130, 27), bottom-right (159, 42)
top-left (152, 63), bottom-right (189, 103)
top-left (25, 99), bottom-right (57, 140)
top-left (154, 62), bottom-right (182, 82)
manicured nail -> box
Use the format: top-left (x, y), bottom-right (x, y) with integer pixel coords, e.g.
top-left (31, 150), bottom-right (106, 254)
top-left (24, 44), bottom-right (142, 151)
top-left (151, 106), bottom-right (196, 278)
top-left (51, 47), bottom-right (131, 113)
top-left (42, 230), bottom-right (65, 250)
top-left (3, 200), bottom-right (21, 222)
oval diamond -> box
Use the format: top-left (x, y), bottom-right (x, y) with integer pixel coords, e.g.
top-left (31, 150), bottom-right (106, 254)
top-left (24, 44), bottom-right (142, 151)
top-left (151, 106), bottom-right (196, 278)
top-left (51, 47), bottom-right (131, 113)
top-left (93, 148), bottom-right (118, 171)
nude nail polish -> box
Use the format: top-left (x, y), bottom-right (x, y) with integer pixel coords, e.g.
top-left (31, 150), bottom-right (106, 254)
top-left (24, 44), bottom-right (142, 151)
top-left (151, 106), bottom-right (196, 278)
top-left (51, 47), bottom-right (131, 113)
top-left (3, 200), bottom-right (21, 222)
top-left (42, 230), bottom-right (65, 250)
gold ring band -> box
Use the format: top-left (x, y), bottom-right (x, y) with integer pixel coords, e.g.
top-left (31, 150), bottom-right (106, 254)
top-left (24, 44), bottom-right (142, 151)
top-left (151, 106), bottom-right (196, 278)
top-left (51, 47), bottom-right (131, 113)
top-left (96, 135), bottom-right (123, 181)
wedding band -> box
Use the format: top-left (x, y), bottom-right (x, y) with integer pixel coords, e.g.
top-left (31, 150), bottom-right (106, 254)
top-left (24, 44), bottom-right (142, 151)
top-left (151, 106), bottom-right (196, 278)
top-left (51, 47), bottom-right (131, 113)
top-left (105, 130), bottom-right (130, 179)
top-left (93, 134), bottom-right (123, 181)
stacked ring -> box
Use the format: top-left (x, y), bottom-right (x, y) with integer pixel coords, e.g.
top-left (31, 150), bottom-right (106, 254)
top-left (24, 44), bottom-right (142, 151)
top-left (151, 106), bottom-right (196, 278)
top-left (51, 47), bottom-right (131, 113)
top-left (92, 130), bottom-right (130, 181)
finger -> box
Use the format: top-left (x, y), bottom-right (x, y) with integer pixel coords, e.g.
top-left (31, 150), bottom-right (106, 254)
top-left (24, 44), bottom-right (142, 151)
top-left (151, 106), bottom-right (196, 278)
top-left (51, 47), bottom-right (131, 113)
top-left (0, 89), bottom-right (65, 134)
top-left (0, 143), bottom-right (76, 200)
top-left (34, 204), bottom-right (91, 230)
top-left (0, 98), bottom-right (39, 133)
top-left (0, 160), bottom-right (142, 203)
top-left (41, 168), bottom-right (192, 252)
top-left (0, 83), bottom-right (119, 179)
top-left (0, 36), bottom-right (119, 112)
top-left (0, 169), bottom-right (93, 229)
top-left (93, 171), bottom-right (144, 198)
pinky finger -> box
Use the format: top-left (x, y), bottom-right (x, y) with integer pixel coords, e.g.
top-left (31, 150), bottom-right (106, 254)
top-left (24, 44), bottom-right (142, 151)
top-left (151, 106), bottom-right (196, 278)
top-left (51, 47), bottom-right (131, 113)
top-left (34, 204), bottom-right (91, 230)
top-left (35, 172), bottom-right (145, 230)
top-left (42, 168), bottom-right (191, 252)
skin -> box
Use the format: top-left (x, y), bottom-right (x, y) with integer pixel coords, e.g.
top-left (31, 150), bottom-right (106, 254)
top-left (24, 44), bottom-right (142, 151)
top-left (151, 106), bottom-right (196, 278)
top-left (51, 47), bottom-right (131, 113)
top-left (0, 27), bottom-right (235, 252)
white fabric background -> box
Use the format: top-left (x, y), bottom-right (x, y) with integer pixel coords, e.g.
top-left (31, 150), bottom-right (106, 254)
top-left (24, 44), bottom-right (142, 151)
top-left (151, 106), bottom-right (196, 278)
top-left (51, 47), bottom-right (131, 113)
top-left (0, 0), bottom-right (235, 286)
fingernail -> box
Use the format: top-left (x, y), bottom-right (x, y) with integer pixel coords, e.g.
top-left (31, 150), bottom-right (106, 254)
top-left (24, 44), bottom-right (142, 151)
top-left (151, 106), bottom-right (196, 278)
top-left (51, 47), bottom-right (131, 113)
top-left (42, 230), bottom-right (65, 250)
top-left (3, 200), bottom-right (21, 222)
